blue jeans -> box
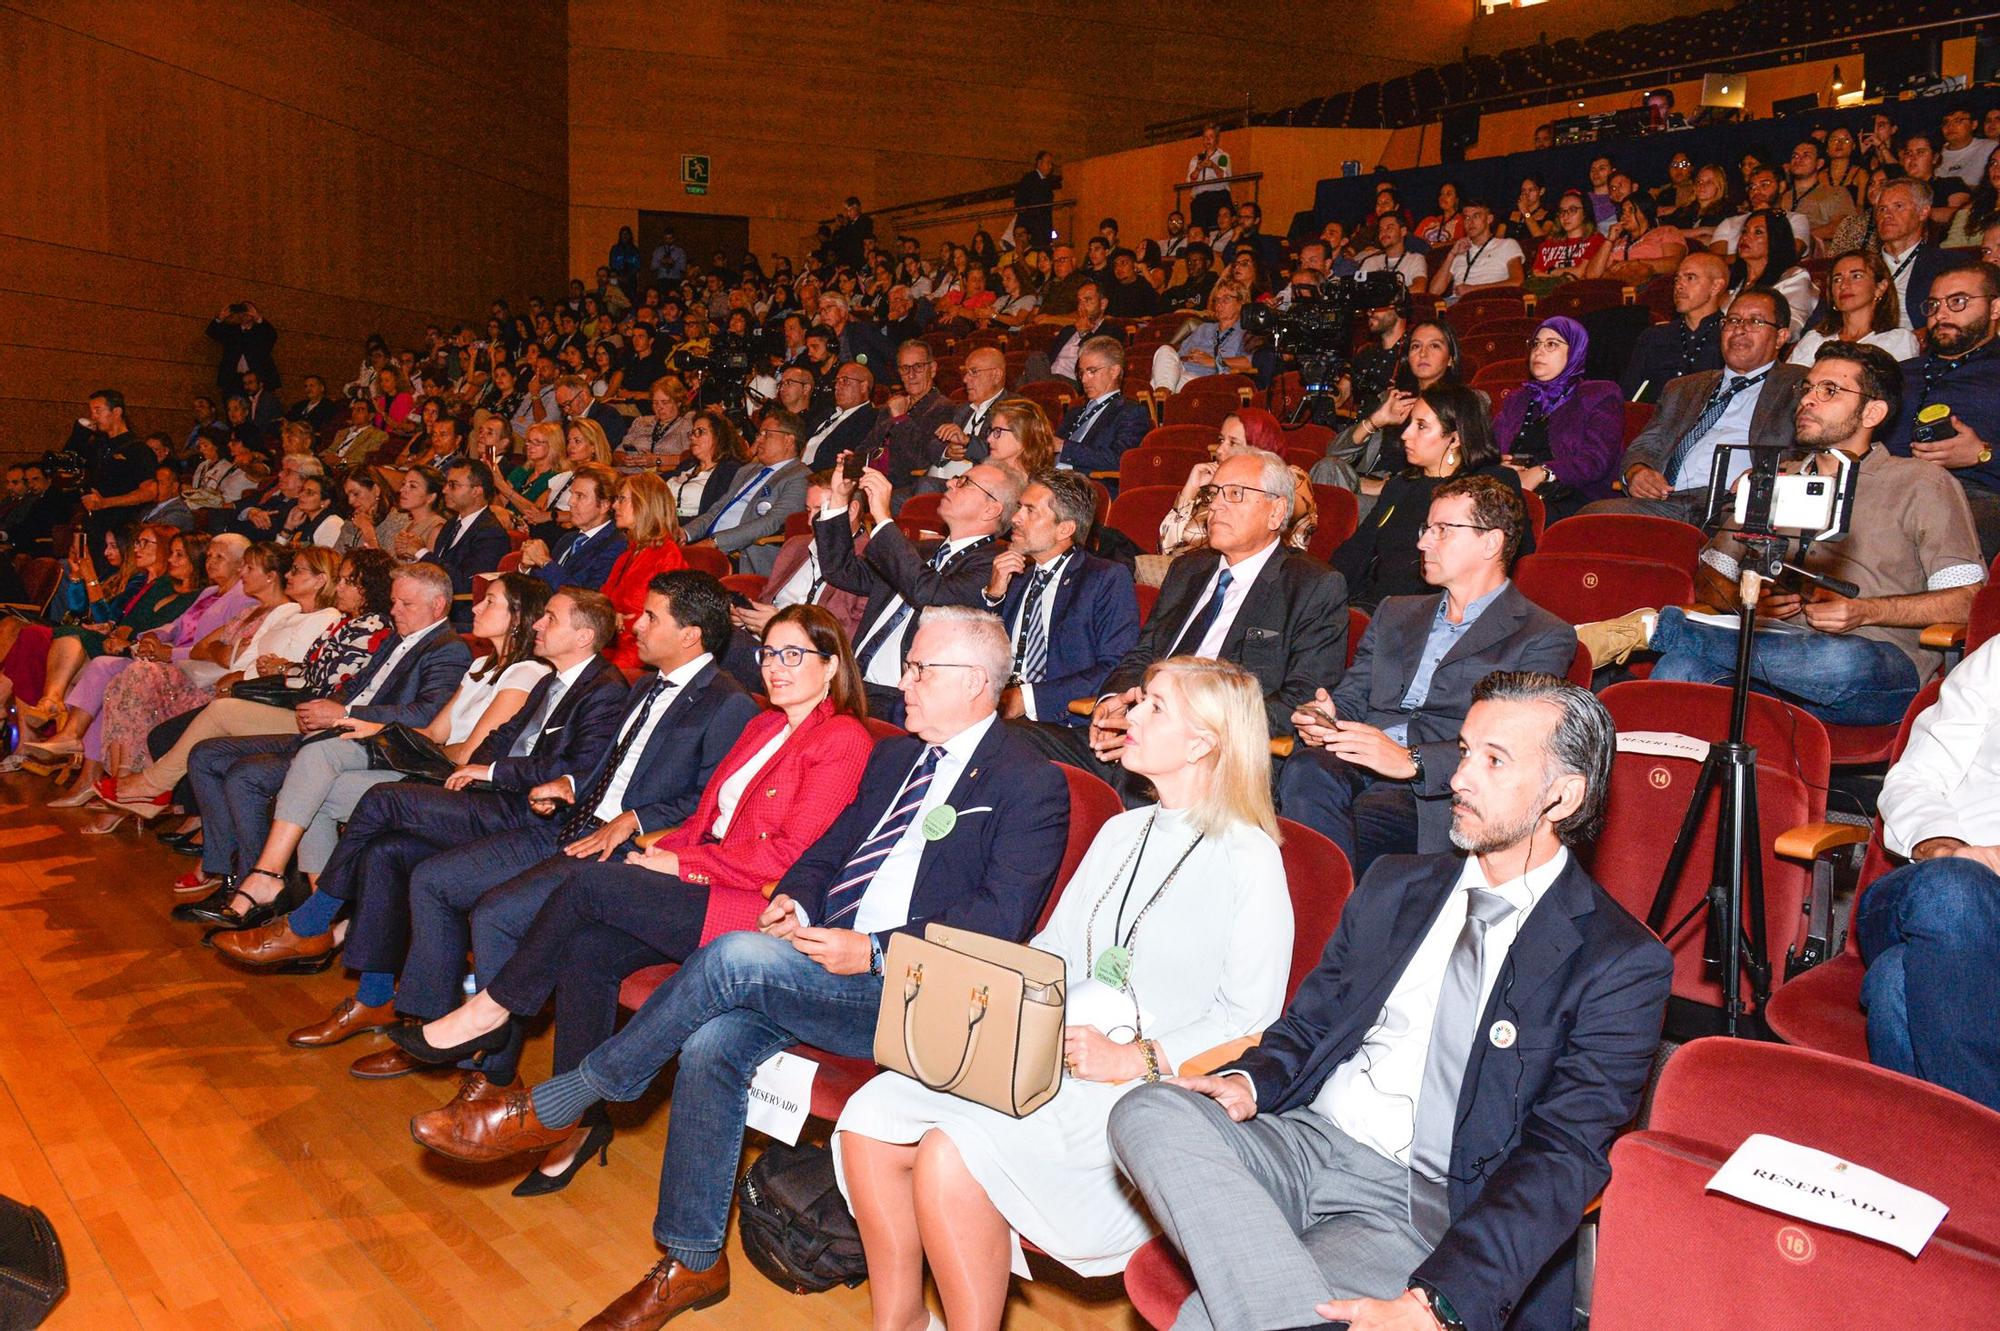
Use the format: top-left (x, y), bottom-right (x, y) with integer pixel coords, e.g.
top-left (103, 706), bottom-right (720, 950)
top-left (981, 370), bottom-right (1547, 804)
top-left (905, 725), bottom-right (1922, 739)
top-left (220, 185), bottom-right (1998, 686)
top-left (1856, 857), bottom-right (2000, 1113)
top-left (1648, 607), bottom-right (1921, 727)
top-left (576, 931), bottom-right (884, 1255)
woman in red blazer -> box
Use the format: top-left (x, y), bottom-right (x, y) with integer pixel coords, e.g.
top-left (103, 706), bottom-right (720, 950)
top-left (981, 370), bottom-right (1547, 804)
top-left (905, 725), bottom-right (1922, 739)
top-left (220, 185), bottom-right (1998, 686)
top-left (397, 604), bottom-right (872, 1193)
top-left (600, 472), bottom-right (689, 672)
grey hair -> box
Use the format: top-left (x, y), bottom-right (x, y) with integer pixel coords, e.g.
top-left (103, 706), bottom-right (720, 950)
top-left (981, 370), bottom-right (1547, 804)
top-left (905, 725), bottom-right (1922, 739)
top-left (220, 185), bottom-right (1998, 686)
top-left (916, 606), bottom-right (1012, 704)
top-left (1078, 333), bottom-right (1127, 371)
top-left (208, 532), bottom-right (251, 561)
top-left (1034, 468), bottom-right (1099, 543)
top-left (392, 560), bottom-right (455, 610)
top-left (1471, 670), bottom-right (1614, 847)
top-left (819, 291), bottom-right (851, 312)
top-left (976, 462), bottom-right (1027, 528)
top-left (1241, 447), bottom-right (1295, 525)
top-left (1882, 175), bottom-right (1932, 216)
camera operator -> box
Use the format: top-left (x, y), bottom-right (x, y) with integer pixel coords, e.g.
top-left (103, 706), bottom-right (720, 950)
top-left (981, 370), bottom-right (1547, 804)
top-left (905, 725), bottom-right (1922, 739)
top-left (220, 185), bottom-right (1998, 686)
top-left (1635, 343), bottom-right (1984, 727)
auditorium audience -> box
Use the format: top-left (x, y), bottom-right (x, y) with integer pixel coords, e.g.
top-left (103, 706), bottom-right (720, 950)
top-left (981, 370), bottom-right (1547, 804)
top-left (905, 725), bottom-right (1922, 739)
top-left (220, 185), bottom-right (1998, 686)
top-left (1151, 280), bottom-right (1254, 393)
top-left (1789, 250), bottom-right (1922, 366)
top-left (1883, 262), bottom-right (2000, 562)
top-left (682, 407), bottom-right (810, 575)
top-left (1494, 316), bottom-right (1626, 522)
top-left (665, 409), bottom-right (750, 525)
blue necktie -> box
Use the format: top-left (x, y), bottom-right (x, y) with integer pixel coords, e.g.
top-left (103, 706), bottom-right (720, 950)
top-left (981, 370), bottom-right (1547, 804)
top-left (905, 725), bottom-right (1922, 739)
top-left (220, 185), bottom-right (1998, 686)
top-left (1667, 373), bottom-right (1761, 490)
top-left (1015, 562), bottom-right (1058, 684)
top-left (853, 543), bottom-right (953, 673)
top-left (704, 465), bottom-right (775, 531)
top-left (822, 745), bottom-right (947, 927)
top-left (1170, 566), bottom-right (1234, 657)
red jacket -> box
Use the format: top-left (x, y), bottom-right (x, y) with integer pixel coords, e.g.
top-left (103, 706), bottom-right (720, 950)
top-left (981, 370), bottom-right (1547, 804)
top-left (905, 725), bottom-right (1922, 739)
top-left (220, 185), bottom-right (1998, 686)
top-left (655, 699), bottom-right (873, 944)
top-left (604, 541), bottom-right (689, 671)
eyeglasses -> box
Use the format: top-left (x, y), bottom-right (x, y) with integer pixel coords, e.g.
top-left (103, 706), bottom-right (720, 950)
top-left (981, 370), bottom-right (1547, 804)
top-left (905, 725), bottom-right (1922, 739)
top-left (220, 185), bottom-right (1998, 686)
top-left (947, 473), bottom-right (1002, 504)
top-left (1921, 293), bottom-right (1989, 316)
top-left (1721, 315), bottom-right (1779, 331)
top-left (1211, 482), bottom-right (1283, 505)
top-left (754, 645), bottom-right (832, 667)
top-left (1795, 379), bottom-right (1872, 404)
top-left (1526, 337), bottom-right (1568, 353)
top-left (1416, 521), bottom-right (1495, 540)
top-left (900, 659), bottom-right (981, 683)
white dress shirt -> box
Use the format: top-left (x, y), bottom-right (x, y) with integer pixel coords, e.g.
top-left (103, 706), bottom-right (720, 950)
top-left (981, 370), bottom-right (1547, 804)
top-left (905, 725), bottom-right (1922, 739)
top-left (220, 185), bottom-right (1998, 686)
top-left (847, 533), bottom-right (988, 689)
top-left (586, 652), bottom-right (712, 824)
top-left (476, 653), bottom-right (599, 778)
top-left (711, 724), bottom-right (792, 839)
top-left (805, 404), bottom-right (864, 462)
top-left (1309, 848), bottom-right (1569, 1166)
top-left (851, 713), bottom-right (997, 935)
top-left (1878, 636), bottom-right (2000, 857)
top-left (1189, 538), bottom-right (1281, 659)
top-left (995, 549), bottom-right (1071, 721)
top-left (346, 618), bottom-right (448, 707)
top-left (1881, 238), bottom-right (1924, 331)
top-left (772, 541), bottom-right (825, 608)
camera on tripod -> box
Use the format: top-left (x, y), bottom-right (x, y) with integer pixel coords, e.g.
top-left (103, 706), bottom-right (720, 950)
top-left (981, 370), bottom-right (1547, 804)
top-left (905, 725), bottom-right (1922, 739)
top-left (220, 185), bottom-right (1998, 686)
top-left (1239, 271), bottom-right (1404, 410)
top-left (683, 328), bottom-right (781, 417)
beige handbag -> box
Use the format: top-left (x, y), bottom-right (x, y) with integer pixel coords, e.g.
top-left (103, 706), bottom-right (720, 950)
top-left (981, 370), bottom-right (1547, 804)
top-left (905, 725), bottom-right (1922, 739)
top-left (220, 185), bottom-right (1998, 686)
top-left (873, 923), bottom-right (1067, 1118)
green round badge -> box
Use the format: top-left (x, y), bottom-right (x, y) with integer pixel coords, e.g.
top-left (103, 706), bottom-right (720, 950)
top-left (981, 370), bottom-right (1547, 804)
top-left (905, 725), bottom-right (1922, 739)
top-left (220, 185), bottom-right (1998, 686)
top-left (922, 805), bottom-right (958, 840)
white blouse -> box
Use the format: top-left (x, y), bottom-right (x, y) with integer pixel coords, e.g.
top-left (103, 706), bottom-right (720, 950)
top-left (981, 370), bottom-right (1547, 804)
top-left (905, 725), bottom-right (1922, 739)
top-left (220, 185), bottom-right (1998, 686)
top-left (440, 658), bottom-right (549, 746)
top-left (710, 723), bottom-right (792, 838)
top-left (237, 603), bottom-right (343, 677)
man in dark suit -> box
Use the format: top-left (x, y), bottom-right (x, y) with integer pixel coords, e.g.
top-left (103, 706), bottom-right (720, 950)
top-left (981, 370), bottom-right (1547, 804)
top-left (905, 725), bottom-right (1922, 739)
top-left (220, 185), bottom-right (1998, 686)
top-left (986, 469), bottom-right (1141, 725)
top-left (285, 374), bottom-right (341, 436)
top-left (913, 347), bottom-right (1010, 495)
top-left (554, 373), bottom-right (632, 447)
top-left (519, 465), bottom-right (626, 594)
top-left (240, 371), bottom-right (284, 430)
top-left (818, 455), bottom-right (1016, 720)
top-left (210, 588), bottom-right (631, 1019)
top-left (1282, 477), bottom-right (1577, 874)
top-left (1054, 335), bottom-right (1153, 478)
top-left (799, 361), bottom-right (881, 470)
top-left (869, 340), bottom-right (961, 482)
top-left (1013, 150), bottom-right (1058, 246)
top-left (407, 607), bottom-right (1071, 1328)
top-left (1111, 672), bottom-right (1672, 1331)
top-left (422, 459), bottom-right (512, 626)
top-left (178, 562), bottom-right (473, 908)
top-left (1026, 450), bottom-right (1348, 796)
top-left (206, 302), bottom-right (280, 394)
top-left (1877, 177), bottom-right (1974, 334)
top-left (1584, 287), bottom-right (1804, 522)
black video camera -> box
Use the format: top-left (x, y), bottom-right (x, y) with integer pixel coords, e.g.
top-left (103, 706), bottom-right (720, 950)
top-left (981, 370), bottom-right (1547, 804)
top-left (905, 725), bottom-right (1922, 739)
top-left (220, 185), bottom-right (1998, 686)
top-left (1239, 271), bottom-right (1403, 397)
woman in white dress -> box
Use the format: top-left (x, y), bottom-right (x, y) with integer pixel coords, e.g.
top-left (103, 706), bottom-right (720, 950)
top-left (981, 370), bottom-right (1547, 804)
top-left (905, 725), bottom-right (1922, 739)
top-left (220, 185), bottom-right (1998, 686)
top-left (836, 656), bottom-right (1293, 1331)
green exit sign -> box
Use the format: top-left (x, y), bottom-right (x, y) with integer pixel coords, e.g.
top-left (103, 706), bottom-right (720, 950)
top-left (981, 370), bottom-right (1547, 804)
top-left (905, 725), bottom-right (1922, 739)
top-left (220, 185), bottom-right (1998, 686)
top-left (682, 154), bottom-right (710, 195)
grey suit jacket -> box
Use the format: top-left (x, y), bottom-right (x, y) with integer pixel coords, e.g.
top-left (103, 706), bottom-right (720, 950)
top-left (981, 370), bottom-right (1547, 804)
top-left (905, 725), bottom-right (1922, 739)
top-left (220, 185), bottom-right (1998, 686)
top-left (1332, 582), bottom-right (1577, 848)
top-left (687, 457), bottom-right (810, 572)
top-left (1618, 362), bottom-right (1805, 492)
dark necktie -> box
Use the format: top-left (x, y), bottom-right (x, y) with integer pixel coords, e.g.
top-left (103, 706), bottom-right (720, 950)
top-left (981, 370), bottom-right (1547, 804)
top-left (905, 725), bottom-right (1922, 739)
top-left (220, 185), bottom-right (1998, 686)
top-left (1015, 562), bottom-right (1058, 684)
top-left (821, 745), bottom-right (947, 928)
top-left (1170, 565), bottom-right (1234, 657)
top-left (562, 675), bottom-right (673, 841)
top-left (1408, 886), bottom-right (1516, 1245)
top-left (1667, 373), bottom-right (1762, 490)
top-left (853, 543), bottom-right (954, 673)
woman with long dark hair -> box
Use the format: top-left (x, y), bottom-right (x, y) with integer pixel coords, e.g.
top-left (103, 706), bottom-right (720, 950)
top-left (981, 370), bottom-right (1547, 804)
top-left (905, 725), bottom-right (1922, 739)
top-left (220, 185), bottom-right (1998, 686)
top-left (1727, 209), bottom-right (1814, 336)
top-left (1315, 319), bottom-right (1466, 491)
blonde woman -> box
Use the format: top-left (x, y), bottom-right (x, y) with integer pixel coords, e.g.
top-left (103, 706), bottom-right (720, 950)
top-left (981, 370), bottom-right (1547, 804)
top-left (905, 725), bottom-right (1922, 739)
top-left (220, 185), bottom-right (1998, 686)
top-left (496, 421), bottom-right (566, 525)
top-left (599, 472), bottom-right (688, 671)
top-left (836, 657), bottom-right (1293, 1330)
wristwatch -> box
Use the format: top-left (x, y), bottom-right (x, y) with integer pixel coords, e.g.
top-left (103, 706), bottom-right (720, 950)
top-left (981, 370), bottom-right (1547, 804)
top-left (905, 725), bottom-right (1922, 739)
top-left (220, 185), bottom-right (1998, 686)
top-left (1406, 745), bottom-right (1426, 784)
top-left (1408, 1281), bottom-right (1466, 1331)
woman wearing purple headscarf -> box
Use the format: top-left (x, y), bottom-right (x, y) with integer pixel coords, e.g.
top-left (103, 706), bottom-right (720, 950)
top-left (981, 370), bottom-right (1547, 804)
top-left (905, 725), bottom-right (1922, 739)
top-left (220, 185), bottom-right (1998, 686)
top-left (1493, 315), bottom-right (1625, 524)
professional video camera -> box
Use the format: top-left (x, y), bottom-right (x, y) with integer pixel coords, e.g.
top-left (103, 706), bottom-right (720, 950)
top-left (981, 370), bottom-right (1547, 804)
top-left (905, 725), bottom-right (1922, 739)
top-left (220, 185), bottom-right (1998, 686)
top-left (1239, 270), bottom-right (1403, 423)
top-left (682, 327), bottom-right (782, 420)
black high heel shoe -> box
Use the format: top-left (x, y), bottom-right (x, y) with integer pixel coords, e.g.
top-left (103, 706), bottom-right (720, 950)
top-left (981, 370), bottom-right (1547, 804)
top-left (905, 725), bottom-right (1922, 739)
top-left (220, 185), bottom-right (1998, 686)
top-left (199, 870), bottom-right (306, 940)
top-left (385, 1015), bottom-right (515, 1067)
top-left (511, 1108), bottom-right (613, 1197)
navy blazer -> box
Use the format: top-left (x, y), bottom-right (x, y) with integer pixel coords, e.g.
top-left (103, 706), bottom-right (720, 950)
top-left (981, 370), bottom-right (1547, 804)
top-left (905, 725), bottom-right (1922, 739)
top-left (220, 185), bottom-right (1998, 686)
top-left (992, 551), bottom-right (1141, 725)
top-left (1332, 585), bottom-right (1577, 848)
top-left (802, 403), bottom-right (882, 471)
top-left (781, 718), bottom-right (1069, 949)
top-left (562, 659), bottom-right (758, 835)
top-left (427, 509), bottom-right (512, 617)
top-left (1223, 852), bottom-right (1671, 1331)
top-left (538, 523), bottom-right (628, 594)
top-left (585, 400), bottom-right (631, 447)
top-left (1055, 395), bottom-right (1152, 476)
top-left (817, 519), bottom-right (1000, 670)
top-left (336, 622), bottom-right (472, 729)
top-left (474, 654), bottom-right (631, 793)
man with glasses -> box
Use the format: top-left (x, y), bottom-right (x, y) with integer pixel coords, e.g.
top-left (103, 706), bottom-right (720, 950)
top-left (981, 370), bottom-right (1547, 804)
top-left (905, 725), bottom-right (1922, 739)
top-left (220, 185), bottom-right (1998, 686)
top-left (683, 408), bottom-right (812, 576)
top-left (921, 346), bottom-right (1009, 490)
top-left (407, 608), bottom-right (1068, 1330)
top-left (1280, 476), bottom-right (1576, 872)
top-left (554, 371), bottom-right (630, 447)
top-left (1152, 279), bottom-right (1254, 394)
top-left (870, 340), bottom-right (959, 484)
top-left (816, 291), bottom-right (891, 372)
top-left (1886, 263), bottom-right (2000, 560)
top-left (1632, 342), bottom-right (1983, 726)
top-left (773, 363), bottom-right (815, 418)
top-left (1592, 287), bottom-right (1802, 519)
top-left (1055, 336), bottom-right (1151, 476)
top-left (1029, 449), bottom-right (1345, 800)
top-left (800, 361), bottom-right (879, 471)
top-left (820, 453), bottom-right (1015, 720)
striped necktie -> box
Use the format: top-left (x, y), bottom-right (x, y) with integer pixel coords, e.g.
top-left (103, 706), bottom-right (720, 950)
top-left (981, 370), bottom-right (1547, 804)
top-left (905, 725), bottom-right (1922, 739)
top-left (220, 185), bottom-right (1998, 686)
top-left (1667, 373), bottom-right (1761, 490)
top-left (821, 745), bottom-right (946, 927)
top-left (853, 543), bottom-right (955, 673)
top-left (1015, 562), bottom-right (1058, 684)
top-left (561, 675), bottom-right (672, 841)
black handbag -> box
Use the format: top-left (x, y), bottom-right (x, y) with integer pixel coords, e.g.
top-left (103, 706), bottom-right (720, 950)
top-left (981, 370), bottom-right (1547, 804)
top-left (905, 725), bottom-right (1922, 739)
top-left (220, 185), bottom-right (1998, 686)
top-left (735, 1143), bottom-right (867, 1294)
top-left (0, 1196), bottom-right (65, 1328)
top-left (228, 675), bottom-right (316, 709)
top-left (360, 723), bottom-right (457, 783)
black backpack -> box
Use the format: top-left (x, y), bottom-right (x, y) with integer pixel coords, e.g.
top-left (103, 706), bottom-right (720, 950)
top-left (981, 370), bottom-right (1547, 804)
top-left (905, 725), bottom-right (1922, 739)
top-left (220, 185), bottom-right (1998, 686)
top-left (736, 1142), bottom-right (867, 1293)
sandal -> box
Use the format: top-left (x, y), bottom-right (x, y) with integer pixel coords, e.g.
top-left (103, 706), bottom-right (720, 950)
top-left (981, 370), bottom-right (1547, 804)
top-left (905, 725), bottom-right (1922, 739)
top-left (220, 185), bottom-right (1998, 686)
top-left (204, 869), bottom-right (305, 935)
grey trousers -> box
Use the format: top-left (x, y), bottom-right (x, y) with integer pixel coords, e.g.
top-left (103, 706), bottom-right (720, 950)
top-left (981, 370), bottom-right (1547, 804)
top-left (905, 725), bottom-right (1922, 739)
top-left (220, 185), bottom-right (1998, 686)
top-left (269, 736), bottom-right (407, 874)
top-left (1109, 1082), bottom-right (1431, 1331)
top-left (1577, 486), bottom-right (1711, 523)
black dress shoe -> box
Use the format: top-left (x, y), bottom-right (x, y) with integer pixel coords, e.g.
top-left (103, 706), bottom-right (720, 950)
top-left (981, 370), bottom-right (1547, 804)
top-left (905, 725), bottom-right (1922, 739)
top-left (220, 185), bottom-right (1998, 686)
top-left (166, 836), bottom-right (205, 858)
top-left (170, 879), bottom-right (239, 925)
top-left (512, 1108), bottom-right (613, 1197)
top-left (385, 1017), bottom-right (515, 1067)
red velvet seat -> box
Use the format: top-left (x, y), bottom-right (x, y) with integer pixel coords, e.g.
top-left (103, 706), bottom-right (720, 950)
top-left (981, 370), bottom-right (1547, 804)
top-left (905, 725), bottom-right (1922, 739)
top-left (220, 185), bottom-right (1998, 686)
top-left (1536, 514), bottom-right (1704, 571)
top-left (1106, 485), bottom-right (1183, 555)
top-left (680, 542), bottom-right (731, 579)
top-left (1306, 485), bottom-right (1359, 564)
top-left (1120, 444), bottom-right (1209, 491)
top-left (1513, 551), bottom-right (1693, 625)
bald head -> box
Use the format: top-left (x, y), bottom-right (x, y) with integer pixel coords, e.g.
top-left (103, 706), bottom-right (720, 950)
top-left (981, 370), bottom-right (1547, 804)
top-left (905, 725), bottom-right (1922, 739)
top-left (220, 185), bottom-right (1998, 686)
top-left (1674, 250), bottom-right (1732, 322)
top-left (961, 346), bottom-right (1008, 403)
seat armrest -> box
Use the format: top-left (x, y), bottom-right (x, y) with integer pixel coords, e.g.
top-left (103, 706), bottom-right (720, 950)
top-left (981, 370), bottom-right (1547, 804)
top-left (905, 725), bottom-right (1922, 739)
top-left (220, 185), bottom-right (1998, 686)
top-left (1178, 1035), bottom-right (1259, 1077)
top-left (1067, 697), bottom-right (1094, 717)
top-left (633, 822), bottom-right (681, 851)
top-left (1921, 621), bottom-right (1967, 650)
top-left (1269, 736), bottom-right (1295, 759)
top-left (1773, 821), bottom-right (1870, 862)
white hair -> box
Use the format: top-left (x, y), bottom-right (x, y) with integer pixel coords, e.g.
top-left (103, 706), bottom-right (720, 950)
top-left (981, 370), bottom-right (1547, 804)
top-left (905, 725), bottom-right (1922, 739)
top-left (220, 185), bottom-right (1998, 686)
top-left (916, 606), bottom-right (1011, 704)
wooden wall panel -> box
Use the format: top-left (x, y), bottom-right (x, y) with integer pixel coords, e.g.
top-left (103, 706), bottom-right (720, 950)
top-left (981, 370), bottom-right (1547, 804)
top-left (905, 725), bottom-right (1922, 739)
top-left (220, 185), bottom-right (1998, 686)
top-left (0, 2), bottom-right (567, 459)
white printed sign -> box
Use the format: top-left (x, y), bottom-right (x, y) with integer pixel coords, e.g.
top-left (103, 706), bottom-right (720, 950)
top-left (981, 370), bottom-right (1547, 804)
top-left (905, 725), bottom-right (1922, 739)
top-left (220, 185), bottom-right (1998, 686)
top-left (745, 1050), bottom-right (818, 1146)
top-left (1614, 731), bottom-right (1713, 762)
top-left (1706, 1133), bottom-right (1948, 1257)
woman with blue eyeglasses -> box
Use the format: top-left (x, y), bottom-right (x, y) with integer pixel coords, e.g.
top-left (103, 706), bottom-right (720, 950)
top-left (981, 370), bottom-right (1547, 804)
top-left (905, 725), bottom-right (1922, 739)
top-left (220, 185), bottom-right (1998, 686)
top-left (388, 604), bottom-right (873, 1195)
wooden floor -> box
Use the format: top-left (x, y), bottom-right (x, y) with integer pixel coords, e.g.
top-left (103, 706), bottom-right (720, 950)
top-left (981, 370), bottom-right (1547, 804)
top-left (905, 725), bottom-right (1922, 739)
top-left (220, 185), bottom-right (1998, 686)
top-left (0, 779), bottom-right (1141, 1330)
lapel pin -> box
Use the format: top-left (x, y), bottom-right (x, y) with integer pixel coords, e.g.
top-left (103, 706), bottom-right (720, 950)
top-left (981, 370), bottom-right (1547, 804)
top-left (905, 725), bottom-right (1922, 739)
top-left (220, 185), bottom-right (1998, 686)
top-left (1488, 1020), bottom-right (1517, 1050)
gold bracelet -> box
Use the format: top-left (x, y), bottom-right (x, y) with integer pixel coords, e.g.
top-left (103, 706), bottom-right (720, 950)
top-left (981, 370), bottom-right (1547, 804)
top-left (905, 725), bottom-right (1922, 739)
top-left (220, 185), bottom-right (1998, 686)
top-left (1139, 1039), bottom-right (1163, 1082)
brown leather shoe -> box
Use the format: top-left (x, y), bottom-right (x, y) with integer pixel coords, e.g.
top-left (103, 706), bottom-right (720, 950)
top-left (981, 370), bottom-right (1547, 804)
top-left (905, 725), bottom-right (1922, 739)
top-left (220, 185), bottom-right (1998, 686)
top-left (287, 997), bottom-right (398, 1049)
top-left (348, 1046), bottom-right (419, 1079)
top-left (410, 1086), bottom-right (572, 1163)
top-left (581, 1255), bottom-right (730, 1330)
top-left (215, 916), bottom-right (336, 969)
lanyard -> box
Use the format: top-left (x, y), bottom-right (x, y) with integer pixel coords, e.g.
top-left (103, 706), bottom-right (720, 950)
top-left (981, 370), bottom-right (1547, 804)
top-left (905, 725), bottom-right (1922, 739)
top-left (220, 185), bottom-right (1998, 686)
top-left (1457, 238), bottom-right (1494, 281)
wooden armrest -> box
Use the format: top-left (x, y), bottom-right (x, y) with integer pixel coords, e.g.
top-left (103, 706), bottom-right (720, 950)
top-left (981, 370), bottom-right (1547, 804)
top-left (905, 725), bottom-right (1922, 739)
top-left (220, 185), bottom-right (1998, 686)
top-left (762, 879), bottom-right (780, 899)
top-left (1270, 737), bottom-right (1295, 759)
top-left (1773, 821), bottom-right (1871, 862)
top-left (1067, 697), bottom-right (1094, 717)
top-left (1178, 1034), bottom-right (1258, 1077)
top-left (633, 822), bottom-right (681, 851)
top-left (1088, 470), bottom-right (1119, 481)
top-left (1921, 621), bottom-right (1967, 650)
top-left (756, 533), bottom-right (787, 545)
